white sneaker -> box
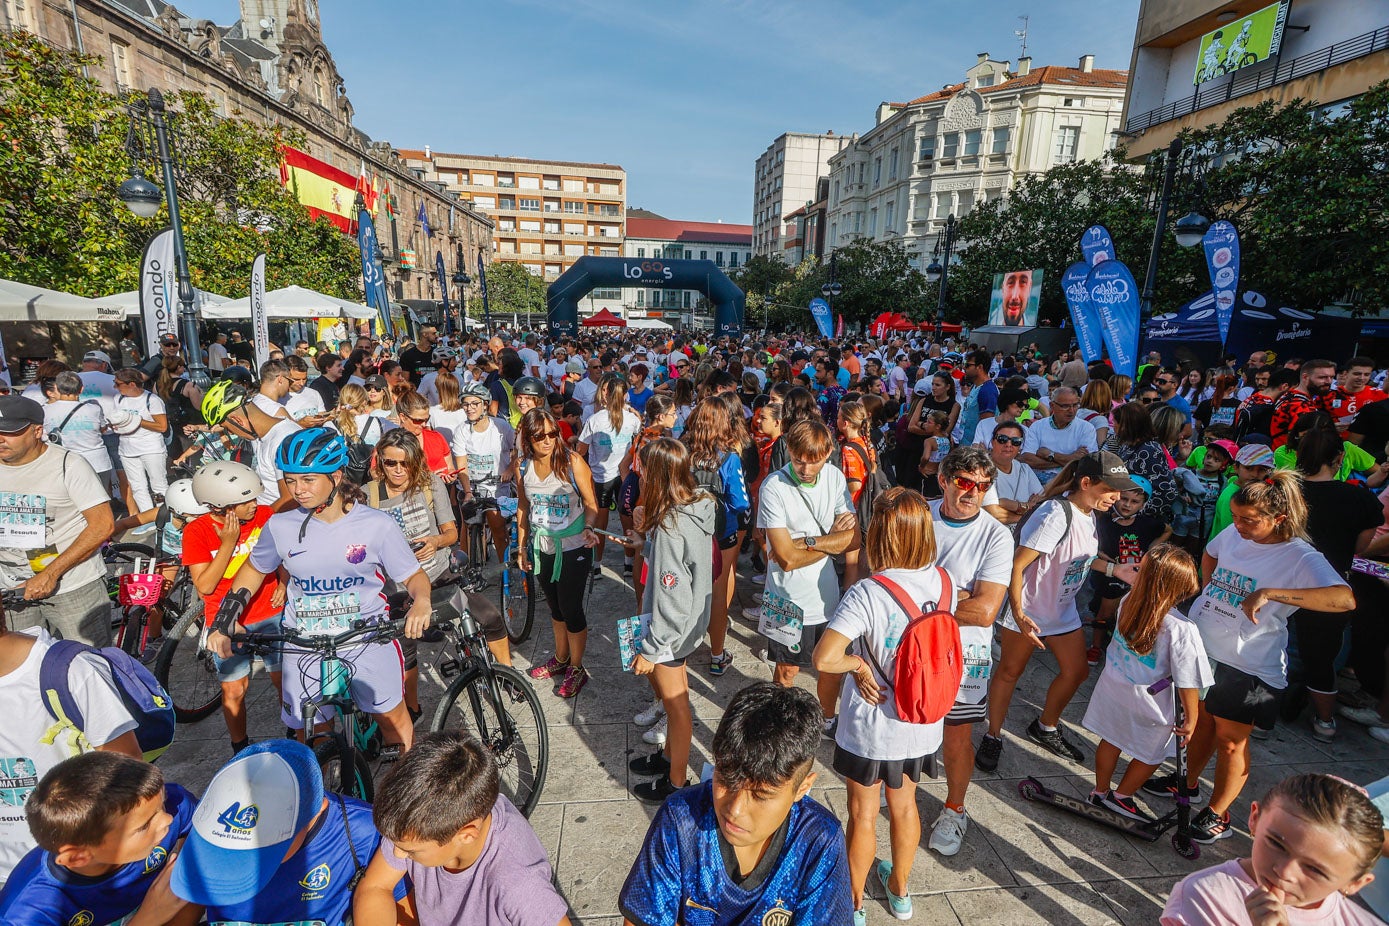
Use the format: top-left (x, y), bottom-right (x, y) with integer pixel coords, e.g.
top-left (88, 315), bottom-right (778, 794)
top-left (642, 716), bottom-right (668, 746)
top-left (928, 806), bottom-right (969, 857)
top-left (634, 698), bottom-right (665, 727)
top-left (751, 592), bottom-right (764, 605)
top-left (743, 606), bottom-right (762, 620)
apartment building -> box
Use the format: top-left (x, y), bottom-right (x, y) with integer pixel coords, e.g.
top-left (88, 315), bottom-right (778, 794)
top-left (623, 217), bottom-right (752, 328)
top-left (824, 53), bottom-right (1127, 269)
top-left (400, 149), bottom-right (627, 314)
top-left (752, 132), bottom-right (851, 260)
top-left (1120, 0), bottom-right (1389, 158)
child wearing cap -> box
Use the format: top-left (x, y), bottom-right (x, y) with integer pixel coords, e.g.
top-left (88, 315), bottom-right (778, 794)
top-left (164, 739), bottom-right (391, 925)
top-left (354, 731), bottom-right (571, 926)
top-left (0, 752), bottom-right (196, 925)
top-left (1087, 474), bottom-right (1171, 666)
top-left (1172, 438), bottom-right (1235, 558)
top-left (1208, 443), bottom-right (1274, 541)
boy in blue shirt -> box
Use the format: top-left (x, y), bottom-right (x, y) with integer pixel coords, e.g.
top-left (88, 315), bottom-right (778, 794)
top-left (620, 682), bottom-right (852, 926)
top-left (0, 752), bottom-right (196, 926)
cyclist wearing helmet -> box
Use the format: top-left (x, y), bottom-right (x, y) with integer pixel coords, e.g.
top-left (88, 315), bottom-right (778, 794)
top-left (512, 376), bottom-right (547, 418)
top-left (418, 346), bottom-right (459, 406)
top-left (452, 381), bottom-right (516, 564)
top-left (207, 428), bottom-right (431, 752)
top-left (184, 461), bottom-right (284, 753)
top-left (202, 379), bottom-right (301, 511)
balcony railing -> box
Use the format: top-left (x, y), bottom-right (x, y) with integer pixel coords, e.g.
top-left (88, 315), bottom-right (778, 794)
top-left (1125, 24), bottom-right (1389, 134)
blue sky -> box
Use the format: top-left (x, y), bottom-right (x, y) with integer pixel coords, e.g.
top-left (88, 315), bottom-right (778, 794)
top-left (188, 1), bottom-right (1141, 223)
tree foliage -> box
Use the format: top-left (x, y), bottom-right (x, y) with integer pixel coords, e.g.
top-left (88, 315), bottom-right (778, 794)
top-left (480, 261), bottom-right (547, 319)
top-left (0, 30), bottom-right (362, 300)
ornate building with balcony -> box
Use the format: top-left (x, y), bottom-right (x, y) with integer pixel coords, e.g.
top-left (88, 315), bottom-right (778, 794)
top-left (823, 53), bottom-right (1127, 269)
top-left (622, 216), bottom-right (752, 328)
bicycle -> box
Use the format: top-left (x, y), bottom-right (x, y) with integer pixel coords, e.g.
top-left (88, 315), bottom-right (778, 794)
top-left (421, 580), bottom-right (548, 816)
top-left (462, 496), bottom-right (535, 644)
top-left (103, 544), bottom-right (200, 664)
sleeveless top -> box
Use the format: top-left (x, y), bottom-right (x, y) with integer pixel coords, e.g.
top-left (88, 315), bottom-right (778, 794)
top-left (523, 461), bottom-right (587, 557)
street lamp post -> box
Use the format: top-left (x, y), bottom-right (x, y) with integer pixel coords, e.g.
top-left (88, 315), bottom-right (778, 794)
top-left (925, 213), bottom-right (957, 343)
top-left (452, 242), bottom-right (471, 337)
top-left (118, 87), bottom-right (209, 389)
top-left (819, 252), bottom-right (842, 337)
top-left (1137, 138), bottom-right (1209, 362)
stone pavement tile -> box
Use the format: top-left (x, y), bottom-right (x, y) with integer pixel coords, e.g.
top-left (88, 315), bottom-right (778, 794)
top-left (946, 880), bottom-right (1123, 925)
top-left (1092, 875), bottom-right (1178, 925)
top-left (539, 722), bottom-right (631, 804)
top-left (569, 918), bottom-right (623, 926)
top-left (860, 892), bottom-right (960, 924)
top-left (555, 799), bottom-right (656, 921)
top-left (572, 667), bottom-right (658, 725)
top-left (158, 734), bottom-right (231, 791)
top-left (974, 775), bottom-right (1165, 885)
top-left (821, 784), bottom-right (1020, 896)
top-left (528, 800), bottom-right (565, 863)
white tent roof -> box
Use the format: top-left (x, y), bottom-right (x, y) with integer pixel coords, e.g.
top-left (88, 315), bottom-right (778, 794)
top-left (627, 317), bottom-right (673, 330)
top-left (0, 279), bottom-right (127, 322)
top-left (98, 288), bottom-right (230, 316)
top-left (208, 285), bottom-right (376, 320)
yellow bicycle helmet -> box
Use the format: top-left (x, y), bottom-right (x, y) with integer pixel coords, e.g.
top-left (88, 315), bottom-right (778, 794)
top-left (201, 378), bottom-right (250, 427)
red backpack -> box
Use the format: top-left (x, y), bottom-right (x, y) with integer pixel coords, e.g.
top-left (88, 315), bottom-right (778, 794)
top-left (865, 569), bottom-right (963, 724)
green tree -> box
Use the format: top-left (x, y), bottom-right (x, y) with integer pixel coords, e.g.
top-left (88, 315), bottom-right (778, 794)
top-left (824, 238), bottom-right (929, 325)
top-left (481, 261), bottom-right (546, 319)
top-left (0, 30), bottom-right (362, 300)
top-left (730, 254), bottom-right (795, 327)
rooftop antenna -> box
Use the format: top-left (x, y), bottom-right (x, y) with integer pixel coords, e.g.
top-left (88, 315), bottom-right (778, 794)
top-left (1015, 15), bottom-right (1029, 59)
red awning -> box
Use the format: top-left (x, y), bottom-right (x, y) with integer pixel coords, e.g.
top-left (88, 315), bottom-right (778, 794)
top-left (581, 308), bottom-right (627, 327)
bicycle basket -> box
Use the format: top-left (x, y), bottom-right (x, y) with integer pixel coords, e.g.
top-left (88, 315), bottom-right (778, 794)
top-left (118, 572), bottom-right (166, 608)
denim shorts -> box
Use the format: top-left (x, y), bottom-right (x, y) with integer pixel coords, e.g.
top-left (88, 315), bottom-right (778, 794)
top-left (215, 614), bottom-right (285, 683)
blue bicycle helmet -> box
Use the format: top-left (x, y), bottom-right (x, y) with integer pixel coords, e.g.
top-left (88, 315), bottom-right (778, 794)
top-left (275, 427), bottom-right (350, 474)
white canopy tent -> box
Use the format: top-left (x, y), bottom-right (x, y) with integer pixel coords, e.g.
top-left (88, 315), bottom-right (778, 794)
top-left (626, 317), bottom-right (674, 330)
top-left (0, 279), bottom-right (127, 323)
top-left (208, 285), bottom-right (376, 320)
top-left (98, 288), bottom-right (231, 316)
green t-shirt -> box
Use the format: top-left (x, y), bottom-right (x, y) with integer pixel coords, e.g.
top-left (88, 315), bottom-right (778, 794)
top-left (1209, 479), bottom-right (1240, 541)
top-left (1272, 440), bottom-right (1374, 482)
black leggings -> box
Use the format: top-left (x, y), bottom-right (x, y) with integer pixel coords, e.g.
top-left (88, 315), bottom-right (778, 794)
top-left (1349, 572), bottom-right (1389, 699)
top-left (1292, 609), bottom-right (1351, 694)
top-left (538, 545), bottom-right (591, 634)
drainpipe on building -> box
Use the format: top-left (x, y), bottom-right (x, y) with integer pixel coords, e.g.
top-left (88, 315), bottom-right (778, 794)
top-left (68, 0), bottom-right (90, 78)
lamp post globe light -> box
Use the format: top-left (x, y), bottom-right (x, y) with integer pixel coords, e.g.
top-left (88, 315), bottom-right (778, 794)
top-left (119, 87), bottom-right (210, 389)
top-left (927, 213), bottom-right (957, 339)
top-left (1173, 211), bottom-right (1212, 248)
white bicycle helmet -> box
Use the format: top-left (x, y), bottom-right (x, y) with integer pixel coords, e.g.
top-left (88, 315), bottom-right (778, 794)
top-left (165, 479), bottom-right (209, 518)
top-left (192, 461), bottom-right (264, 508)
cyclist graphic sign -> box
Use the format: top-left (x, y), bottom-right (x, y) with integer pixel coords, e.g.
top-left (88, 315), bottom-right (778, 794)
top-left (1193, 1), bottom-right (1289, 85)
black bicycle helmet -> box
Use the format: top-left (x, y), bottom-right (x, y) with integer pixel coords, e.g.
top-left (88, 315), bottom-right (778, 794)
top-left (512, 376), bottom-right (546, 398)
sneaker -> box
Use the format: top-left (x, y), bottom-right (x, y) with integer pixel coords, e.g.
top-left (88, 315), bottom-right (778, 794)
top-left (1085, 643), bottom-right (1102, 667)
top-left (634, 698), bottom-right (666, 727)
top-left (876, 860), bottom-right (912, 920)
top-left (823, 717), bottom-right (838, 740)
top-left (709, 652), bottom-right (733, 676)
top-left (743, 606), bottom-right (762, 620)
top-left (928, 806), bottom-right (969, 857)
top-left (634, 776), bottom-right (688, 805)
top-left (1337, 704), bottom-right (1389, 728)
top-left (623, 563), bottom-right (633, 578)
top-left (139, 636), bottom-right (165, 666)
top-left (628, 751), bottom-right (671, 776)
top-left (751, 592), bottom-right (764, 605)
top-left (853, 909), bottom-right (867, 926)
top-left (527, 655), bottom-right (569, 681)
top-left (592, 564), bottom-right (602, 577)
top-left (1311, 716), bottom-right (1337, 743)
top-left (1141, 772), bottom-right (1203, 803)
top-left (1100, 790), bottom-right (1154, 822)
top-left (643, 716), bottom-right (668, 747)
top-left (557, 665), bottom-right (590, 699)
top-left (1026, 719), bottom-right (1085, 763)
top-left (1088, 791), bottom-right (1107, 809)
top-left (1190, 806), bottom-right (1234, 843)
top-left (1370, 726), bottom-right (1389, 745)
top-left (1250, 725), bottom-right (1272, 741)
top-left (751, 572), bottom-right (766, 585)
top-left (974, 733), bottom-right (1003, 772)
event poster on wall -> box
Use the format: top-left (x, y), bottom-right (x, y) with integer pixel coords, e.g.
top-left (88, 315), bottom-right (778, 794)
top-left (987, 269), bottom-right (1044, 327)
top-left (1192, 0), bottom-right (1289, 85)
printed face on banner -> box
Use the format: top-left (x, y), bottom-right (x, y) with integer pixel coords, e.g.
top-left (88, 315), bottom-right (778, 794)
top-left (988, 270), bottom-right (1042, 327)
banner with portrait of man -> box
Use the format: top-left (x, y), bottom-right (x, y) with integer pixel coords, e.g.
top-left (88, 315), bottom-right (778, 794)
top-left (987, 269), bottom-right (1043, 327)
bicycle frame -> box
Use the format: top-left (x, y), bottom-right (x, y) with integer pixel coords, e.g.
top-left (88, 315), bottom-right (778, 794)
top-left (300, 652), bottom-right (379, 756)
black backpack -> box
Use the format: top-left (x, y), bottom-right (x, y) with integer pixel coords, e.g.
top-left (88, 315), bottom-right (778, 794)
top-left (1234, 399), bottom-right (1275, 443)
top-left (692, 459), bottom-right (731, 543)
top-left (343, 416), bottom-right (382, 486)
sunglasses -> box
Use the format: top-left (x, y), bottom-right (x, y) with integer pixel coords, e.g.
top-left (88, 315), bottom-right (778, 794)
top-left (951, 475), bottom-right (993, 494)
top-left (381, 458), bottom-right (409, 468)
top-left (366, 386), bottom-right (384, 392)
top-left (993, 435), bottom-right (1023, 447)
top-left (1139, 397), bottom-right (1158, 404)
top-left (534, 431), bottom-right (561, 441)
top-left (404, 415), bottom-right (430, 425)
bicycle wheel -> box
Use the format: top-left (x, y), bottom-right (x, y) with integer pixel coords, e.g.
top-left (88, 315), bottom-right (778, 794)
top-left (116, 607), bottom-right (146, 657)
top-left (104, 542), bottom-right (155, 602)
top-left (312, 734), bottom-right (374, 802)
top-left (499, 563), bottom-right (535, 644)
top-left (431, 664), bottom-right (548, 816)
top-left (154, 609), bottom-right (223, 723)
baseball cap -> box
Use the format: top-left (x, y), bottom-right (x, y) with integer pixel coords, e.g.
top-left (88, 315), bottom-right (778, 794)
top-left (1236, 443), bottom-right (1275, 468)
top-left (364, 374), bottom-right (389, 390)
top-left (565, 360), bottom-right (585, 375)
top-left (912, 379), bottom-right (931, 396)
top-left (159, 334), bottom-right (180, 346)
top-left (168, 740), bottom-right (324, 906)
top-left (1075, 450), bottom-right (1141, 492)
top-left (0, 396), bottom-right (45, 433)
top-left (1208, 439), bottom-right (1239, 460)
top-left (82, 350), bottom-right (112, 367)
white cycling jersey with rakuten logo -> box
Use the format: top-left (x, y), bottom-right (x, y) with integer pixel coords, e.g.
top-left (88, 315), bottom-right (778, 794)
top-left (248, 504), bottom-right (422, 634)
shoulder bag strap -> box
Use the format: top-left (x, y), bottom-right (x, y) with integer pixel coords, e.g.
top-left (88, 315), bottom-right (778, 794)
top-left (860, 574), bottom-right (940, 689)
top-left (336, 795), bottom-right (367, 889)
top-left (54, 400), bottom-right (96, 435)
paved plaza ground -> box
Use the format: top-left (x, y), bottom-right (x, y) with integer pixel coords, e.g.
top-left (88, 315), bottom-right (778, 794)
top-left (155, 546), bottom-right (1389, 925)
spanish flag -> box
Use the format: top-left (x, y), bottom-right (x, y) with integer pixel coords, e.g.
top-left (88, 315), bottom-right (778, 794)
top-left (280, 145), bottom-right (356, 233)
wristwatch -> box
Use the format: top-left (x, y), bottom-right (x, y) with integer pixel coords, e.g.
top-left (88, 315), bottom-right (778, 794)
top-left (805, 535), bottom-right (818, 549)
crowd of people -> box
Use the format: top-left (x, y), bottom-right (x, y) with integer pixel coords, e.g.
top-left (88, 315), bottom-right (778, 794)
top-left (0, 322), bottom-right (1386, 925)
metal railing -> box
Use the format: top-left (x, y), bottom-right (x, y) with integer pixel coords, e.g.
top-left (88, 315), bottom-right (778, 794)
top-left (1125, 24), bottom-right (1389, 134)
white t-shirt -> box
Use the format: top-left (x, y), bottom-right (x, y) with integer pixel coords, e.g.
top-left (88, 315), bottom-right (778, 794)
top-left (757, 466), bottom-right (854, 625)
top-left (284, 388), bottom-right (325, 421)
top-left (76, 371), bottom-right (116, 401)
top-left (929, 500), bottom-right (1014, 704)
top-left (1192, 526), bottom-right (1346, 688)
top-left (1021, 416), bottom-right (1098, 482)
top-left (993, 459), bottom-right (1043, 505)
top-left (251, 393), bottom-right (288, 420)
top-left (207, 341), bottom-right (230, 372)
top-left (578, 408), bottom-right (639, 483)
top-left (0, 447), bottom-right (111, 593)
top-left (1082, 613), bottom-right (1212, 764)
top-left (42, 399), bottom-right (110, 474)
top-left (1003, 498), bottom-right (1097, 636)
top-left (827, 567), bottom-right (955, 760)
top-left (886, 366), bottom-right (908, 398)
top-left (518, 347), bottom-right (543, 377)
top-left (451, 419), bottom-right (514, 498)
top-left (429, 406), bottom-right (471, 444)
top-left (573, 376), bottom-right (600, 422)
top-left (114, 392), bottom-right (167, 456)
top-left (0, 628), bottom-right (137, 884)
top-left (253, 418), bottom-right (302, 506)
top-left (544, 359), bottom-right (568, 392)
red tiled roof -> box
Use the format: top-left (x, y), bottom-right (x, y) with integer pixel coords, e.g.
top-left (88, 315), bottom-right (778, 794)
top-left (889, 65), bottom-right (1128, 108)
top-left (626, 217), bottom-right (753, 245)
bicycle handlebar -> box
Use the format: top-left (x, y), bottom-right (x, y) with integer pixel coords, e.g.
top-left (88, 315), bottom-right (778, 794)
top-left (232, 613), bottom-right (419, 654)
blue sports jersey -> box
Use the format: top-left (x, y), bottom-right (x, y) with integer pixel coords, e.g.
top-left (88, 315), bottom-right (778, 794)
top-left (619, 780), bottom-right (851, 926)
top-left (0, 784), bottom-right (197, 926)
top-left (201, 794), bottom-right (381, 926)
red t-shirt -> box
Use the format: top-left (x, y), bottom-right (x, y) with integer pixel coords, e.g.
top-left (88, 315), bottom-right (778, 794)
top-left (182, 506), bottom-right (281, 627)
top-left (1324, 386), bottom-right (1388, 434)
top-left (420, 427), bottom-right (453, 476)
